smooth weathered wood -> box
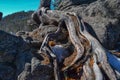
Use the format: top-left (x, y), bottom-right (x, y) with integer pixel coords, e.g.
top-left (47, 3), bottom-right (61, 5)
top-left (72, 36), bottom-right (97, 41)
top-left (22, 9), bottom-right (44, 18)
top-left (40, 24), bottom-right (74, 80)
top-left (93, 55), bottom-right (103, 80)
top-left (79, 19), bottom-right (117, 80)
top-left (40, 40), bottom-right (61, 80)
top-left (39, 18), bottom-right (67, 80)
top-left (38, 8), bottom-right (118, 80)
top-left (66, 13), bottom-right (91, 70)
top-left (62, 13), bottom-right (85, 70)
top-left (83, 59), bottom-right (94, 80)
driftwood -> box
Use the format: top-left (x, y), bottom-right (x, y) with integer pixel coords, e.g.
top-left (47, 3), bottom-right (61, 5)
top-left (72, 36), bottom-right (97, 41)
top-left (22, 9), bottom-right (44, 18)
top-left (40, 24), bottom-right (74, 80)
top-left (33, 7), bottom-right (120, 80)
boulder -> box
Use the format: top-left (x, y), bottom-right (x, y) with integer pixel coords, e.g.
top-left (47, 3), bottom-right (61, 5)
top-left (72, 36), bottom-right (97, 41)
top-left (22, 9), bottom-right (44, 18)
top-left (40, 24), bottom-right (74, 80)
top-left (0, 30), bottom-right (54, 80)
top-left (0, 63), bottom-right (15, 80)
top-left (0, 30), bottom-right (34, 80)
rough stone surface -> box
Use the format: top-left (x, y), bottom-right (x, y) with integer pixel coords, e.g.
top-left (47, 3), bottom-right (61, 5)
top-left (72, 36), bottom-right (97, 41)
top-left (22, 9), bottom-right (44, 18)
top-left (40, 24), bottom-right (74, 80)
top-left (0, 11), bottom-right (37, 34)
top-left (0, 30), bottom-right (53, 80)
top-left (57, 0), bottom-right (96, 10)
top-left (0, 63), bottom-right (15, 80)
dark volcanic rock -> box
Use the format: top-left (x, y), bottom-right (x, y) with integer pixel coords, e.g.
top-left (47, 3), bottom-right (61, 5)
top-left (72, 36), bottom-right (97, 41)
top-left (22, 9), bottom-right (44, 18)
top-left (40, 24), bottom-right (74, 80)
top-left (18, 57), bottom-right (53, 80)
top-left (0, 12), bottom-right (2, 21)
top-left (0, 30), bottom-right (23, 63)
top-left (31, 57), bottom-right (53, 80)
top-left (0, 30), bottom-right (33, 80)
top-left (0, 30), bottom-right (54, 80)
top-left (0, 63), bottom-right (15, 80)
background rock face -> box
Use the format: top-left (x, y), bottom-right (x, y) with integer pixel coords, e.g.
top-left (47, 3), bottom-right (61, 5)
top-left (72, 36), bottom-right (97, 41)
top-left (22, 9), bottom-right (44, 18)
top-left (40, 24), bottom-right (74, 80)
top-left (57, 0), bottom-right (96, 10)
top-left (0, 11), bottom-right (37, 34)
top-left (104, 0), bottom-right (120, 19)
top-left (0, 12), bottom-right (2, 21)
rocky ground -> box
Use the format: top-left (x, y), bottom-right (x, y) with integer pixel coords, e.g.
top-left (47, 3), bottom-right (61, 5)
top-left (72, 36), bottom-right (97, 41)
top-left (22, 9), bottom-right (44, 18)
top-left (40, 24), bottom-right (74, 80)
top-left (0, 0), bottom-right (120, 80)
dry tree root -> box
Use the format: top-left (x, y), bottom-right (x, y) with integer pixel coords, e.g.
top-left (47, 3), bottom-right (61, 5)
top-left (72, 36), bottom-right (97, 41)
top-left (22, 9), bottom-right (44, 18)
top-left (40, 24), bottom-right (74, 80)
top-left (78, 19), bottom-right (117, 80)
top-left (40, 37), bottom-right (61, 80)
top-left (39, 18), bottom-right (67, 80)
top-left (36, 8), bottom-right (118, 80)
top-left (61, 13), bottom-right (85, 71)
top-left (62, 13), bottom-right (91, 71)
top-left (59, 12), bottom-right (116, 79)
